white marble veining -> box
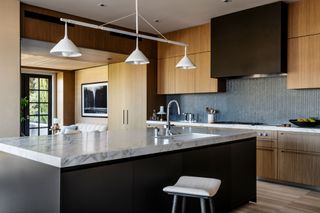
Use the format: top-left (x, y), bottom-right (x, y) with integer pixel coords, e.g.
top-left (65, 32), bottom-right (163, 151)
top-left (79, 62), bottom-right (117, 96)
top-left (0, 128), bottom-right (256, 168)
top-left (147, 121), bottom-right (320, 134)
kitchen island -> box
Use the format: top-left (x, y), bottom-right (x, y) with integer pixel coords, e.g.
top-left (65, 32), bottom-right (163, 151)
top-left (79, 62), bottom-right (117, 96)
top-left (0, 127), bottom-right (256, 213)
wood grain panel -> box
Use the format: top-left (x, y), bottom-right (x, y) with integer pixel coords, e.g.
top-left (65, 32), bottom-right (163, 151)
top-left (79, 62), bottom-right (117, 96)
top-left (194, 52), bottom-right (219, 93)
top-left (21, 3), bottom-right (157, 58)
top-left (278, 149), bottom-right (320, 186)
top-left (288, 35), bottom-right (320, 89)
top-left (278, 131), bottom-right (320, 153)
top-left (158, 23), bottom-right (209, 59)
top-left (257, 148), bottom-right (277, 180)
top-left (288, 0), bottom-right (320, 38)
top-left (157, 58), bottom-right (176, 94)
top-left (174, 55), bottom-right (196, 94)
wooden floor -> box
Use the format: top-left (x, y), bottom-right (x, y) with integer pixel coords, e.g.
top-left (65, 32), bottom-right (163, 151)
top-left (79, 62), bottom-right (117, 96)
top-left (232, 181), bottom-right (320, 213)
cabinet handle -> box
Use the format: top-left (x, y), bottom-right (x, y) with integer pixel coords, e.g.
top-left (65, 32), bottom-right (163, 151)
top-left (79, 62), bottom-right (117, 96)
top-left (126, 110), bottom-right (129, 125)
top-left (257, 147), bottom-right (274, 151)
top-left (281, 150), bottom-right (320, 156)
top-left (122, 110), bottom-right (125, 125)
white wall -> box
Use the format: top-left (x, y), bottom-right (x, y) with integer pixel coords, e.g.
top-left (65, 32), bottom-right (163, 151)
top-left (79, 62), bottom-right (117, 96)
top-left (75, 65), bottom-right (108, 125)
top-left (0, 0), bottom-right (20, 137)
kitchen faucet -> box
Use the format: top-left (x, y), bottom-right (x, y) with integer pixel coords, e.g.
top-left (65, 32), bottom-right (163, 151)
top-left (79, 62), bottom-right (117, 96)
top-left (165, 100), bottom-right (181, 136)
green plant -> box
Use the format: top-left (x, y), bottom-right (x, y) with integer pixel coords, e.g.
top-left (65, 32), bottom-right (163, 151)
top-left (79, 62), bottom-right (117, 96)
top-left (20, 96), bottom-right (29, 123)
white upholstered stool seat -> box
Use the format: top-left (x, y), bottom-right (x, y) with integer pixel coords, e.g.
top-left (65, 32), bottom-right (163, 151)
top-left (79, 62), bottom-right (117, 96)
top-left (163, 176), bottom-right (221, 197)
top-left (163, 176), bottom-right (221, 213)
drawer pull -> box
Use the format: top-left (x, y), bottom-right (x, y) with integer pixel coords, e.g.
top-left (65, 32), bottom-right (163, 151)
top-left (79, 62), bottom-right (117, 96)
top-left (281, 150), bottom-right (320, 156)
top-left (257, 147), bottom-right (274, 151)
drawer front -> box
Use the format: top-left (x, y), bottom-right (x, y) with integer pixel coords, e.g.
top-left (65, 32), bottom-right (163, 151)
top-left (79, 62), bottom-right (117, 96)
top-left (278, 132), bottom-right (320, 153)
top-left (278, 149), bottom-right (320, 186)
top-left (256, 130), bottom-right (277, 141)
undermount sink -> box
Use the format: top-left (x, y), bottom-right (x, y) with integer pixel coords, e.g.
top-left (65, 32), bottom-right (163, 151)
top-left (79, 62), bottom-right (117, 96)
top-left (155, 133), bottom-right (219, 140)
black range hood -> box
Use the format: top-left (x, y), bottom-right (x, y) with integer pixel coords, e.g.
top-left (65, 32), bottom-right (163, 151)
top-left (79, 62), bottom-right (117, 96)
top-left (211, 2), bottom-right (288, 78)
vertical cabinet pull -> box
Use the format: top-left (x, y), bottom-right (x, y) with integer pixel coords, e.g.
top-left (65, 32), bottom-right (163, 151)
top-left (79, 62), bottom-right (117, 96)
top-left (126, 110), bottom-right (129, 125)
top-left (122, 110), bottom-right (125, 125)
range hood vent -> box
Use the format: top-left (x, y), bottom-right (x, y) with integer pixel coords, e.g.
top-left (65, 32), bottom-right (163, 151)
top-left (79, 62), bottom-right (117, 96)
top-left (211, 2), bottom-right (288, 78)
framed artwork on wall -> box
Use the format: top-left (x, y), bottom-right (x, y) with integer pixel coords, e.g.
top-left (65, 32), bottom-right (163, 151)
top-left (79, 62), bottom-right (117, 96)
top-left (81, 82), bottom-right (108, 118)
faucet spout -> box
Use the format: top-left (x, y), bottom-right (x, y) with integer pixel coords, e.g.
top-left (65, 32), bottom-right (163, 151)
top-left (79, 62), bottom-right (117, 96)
top-left (166, 100), bottom-right (181, 136)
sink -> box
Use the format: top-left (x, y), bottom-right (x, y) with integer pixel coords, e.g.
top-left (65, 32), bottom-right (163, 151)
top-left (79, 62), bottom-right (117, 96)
top-left (155, 133), bottom-right (219, 140)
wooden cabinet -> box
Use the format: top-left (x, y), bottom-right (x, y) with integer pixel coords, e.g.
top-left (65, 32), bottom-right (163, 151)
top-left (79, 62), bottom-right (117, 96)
top-left (288, 34), bottom-right (320, 89)
top-left (109, 63), bottom-right (146, 130)
top-left (174, 55), bottom-right (196, 93)
top-left (109, 62), bottom-right (165, 130)
top-left (157, 24), bottom-right (224, 94)
top-left (256, 131), bottom-right (278, 180)
top-left (157, 58), bottom-right (176, 94)
top-left (278, 131), bottom-right (320, 186)
top-left (288, 0), bottom-right (320, 38)
top-left (287, 0), bottom-right (320, 89)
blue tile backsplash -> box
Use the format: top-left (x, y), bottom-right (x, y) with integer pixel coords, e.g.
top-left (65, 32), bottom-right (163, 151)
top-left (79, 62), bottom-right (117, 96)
top-left (166, 76), bottom-right (320, 125)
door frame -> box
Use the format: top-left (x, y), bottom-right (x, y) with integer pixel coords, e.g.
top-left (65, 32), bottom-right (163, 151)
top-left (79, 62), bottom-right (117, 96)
top-left (21, 73), bottom-right (53, 136)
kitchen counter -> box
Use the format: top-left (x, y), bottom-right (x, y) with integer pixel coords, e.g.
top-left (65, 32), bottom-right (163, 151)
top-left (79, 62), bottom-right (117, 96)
top-left (147, 120), bottom-right (320, 134)
top-left (0, 127), bottom-right (256, 168)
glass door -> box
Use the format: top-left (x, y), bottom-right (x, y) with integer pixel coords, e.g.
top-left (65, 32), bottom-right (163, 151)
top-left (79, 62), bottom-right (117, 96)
top-left (21, 74), bottom-right (52, 136)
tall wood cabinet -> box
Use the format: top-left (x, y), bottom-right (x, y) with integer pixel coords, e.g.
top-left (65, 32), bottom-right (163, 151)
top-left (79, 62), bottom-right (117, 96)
top-left (157, 24), bottom-right (225, 94)
top-left (288, 0), bottom-right (320, 89)
top-left (109, 62), bottom-right (165, 130)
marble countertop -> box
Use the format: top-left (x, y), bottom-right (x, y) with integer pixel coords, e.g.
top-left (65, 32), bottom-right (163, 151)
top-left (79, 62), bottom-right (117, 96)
top-left (146, 121), bottom-right (320, 134)
top-left (0, 128), bottom-right (256, 168)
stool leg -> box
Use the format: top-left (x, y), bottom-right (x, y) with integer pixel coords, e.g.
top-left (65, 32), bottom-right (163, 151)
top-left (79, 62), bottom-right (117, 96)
top-left (172, 195), bottom-right (178, 213)
top-left (209, 198), bottom-right (215, 213)
top-left (200, 198), bottom-right (206, 213)
top-left (181, 197), bottom-right (186, 213)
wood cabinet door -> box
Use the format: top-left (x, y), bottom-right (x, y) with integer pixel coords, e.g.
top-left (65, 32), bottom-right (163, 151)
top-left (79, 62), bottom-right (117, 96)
top-left (108, 63), bottom-right (127, 130)
top-left (194, 52), bottom-right (218, 93)
top-left (174, 55), bottom-right (196, 94)
top-left (288, 35), bottom-right (320, 89)
top-left (278, 149), bottom-right (320, 186)
top-left (157, 58), bottom-right (176, 94)
top-left (256, 147), bottom-right (277, 180)
top-left (288, 0), bottom-right (320, 38)
top-left (125, 64), bottom-right (147, 130)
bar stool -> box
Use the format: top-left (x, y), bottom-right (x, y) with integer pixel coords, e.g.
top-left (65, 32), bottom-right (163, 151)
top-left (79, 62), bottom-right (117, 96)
top-left (163, 176), bottom-right (221, 213)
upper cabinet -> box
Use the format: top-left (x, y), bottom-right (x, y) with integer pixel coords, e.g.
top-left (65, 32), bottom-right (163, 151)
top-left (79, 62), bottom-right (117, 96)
top-left (157, 24), bottom-right (225, 94)
top-left (288, 0), bottom-right (320, 38)
top-left (287, 0), bottom-right (320, 89)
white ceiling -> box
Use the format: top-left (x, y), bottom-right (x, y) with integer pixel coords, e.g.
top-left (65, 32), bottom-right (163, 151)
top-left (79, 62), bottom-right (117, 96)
top-left (21, 0), bottom-right (297, 34)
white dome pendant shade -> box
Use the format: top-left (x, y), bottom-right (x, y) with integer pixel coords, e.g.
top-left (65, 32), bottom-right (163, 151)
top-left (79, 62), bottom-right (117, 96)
top-left (50, 23), bottom-right (82, 57)
top-left (125, 38), bottom-right (150, 64)
top-left (176, 47), bottom-right (196, 69)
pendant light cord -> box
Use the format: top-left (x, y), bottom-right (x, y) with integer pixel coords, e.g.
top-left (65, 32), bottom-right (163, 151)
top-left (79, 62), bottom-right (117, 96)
top-left (64, 22), bottom-right (68, 38)
top-left (136, 0), bottom-right (139, 49)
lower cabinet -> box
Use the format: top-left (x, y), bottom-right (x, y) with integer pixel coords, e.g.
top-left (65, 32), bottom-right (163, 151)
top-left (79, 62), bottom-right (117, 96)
top-left (278, 131), bottom-right (320, 186)
top-left (257, 147), bottom-right (278, 180)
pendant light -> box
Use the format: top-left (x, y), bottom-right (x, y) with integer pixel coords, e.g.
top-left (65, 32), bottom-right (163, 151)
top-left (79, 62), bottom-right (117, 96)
top-left (176, 46), bottom-right (196, 69)
top-left (125, 0), bottom-right (150, 65)
top-left (50, 22), bottom-right (82, 57)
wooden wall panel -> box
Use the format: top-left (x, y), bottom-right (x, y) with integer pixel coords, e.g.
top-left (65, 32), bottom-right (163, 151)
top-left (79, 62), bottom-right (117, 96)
top-left (21, 3), bottom-right (157, 59)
